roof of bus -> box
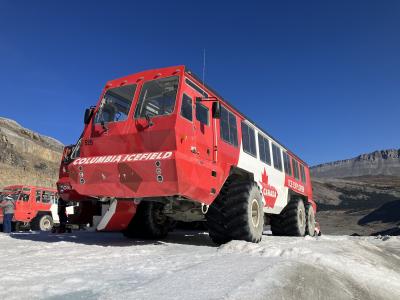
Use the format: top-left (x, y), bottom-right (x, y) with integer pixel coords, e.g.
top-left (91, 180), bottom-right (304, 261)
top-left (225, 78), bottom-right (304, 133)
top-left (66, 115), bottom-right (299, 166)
top-left (105, 65), bottom-right (308, 168)
top-left (185, 68), bottom-right (309, 167)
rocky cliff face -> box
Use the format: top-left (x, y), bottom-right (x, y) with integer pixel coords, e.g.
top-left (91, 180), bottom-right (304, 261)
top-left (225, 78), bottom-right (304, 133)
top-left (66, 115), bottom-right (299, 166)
top-left (311, 149), bottom-right (400, 235)
top-left (0, 117), bottom-right (63, 189)
top-left (311, 149), bottom-right (400, 178)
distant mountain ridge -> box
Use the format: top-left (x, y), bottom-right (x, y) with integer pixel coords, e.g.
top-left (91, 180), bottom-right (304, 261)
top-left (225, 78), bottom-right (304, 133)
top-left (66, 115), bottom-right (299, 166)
top-left (311, 149), bottom-right (400, 178)
top-left (311, 149), bottom-right (400, 235)
top-left (0, 117), bottom-right (63, 189)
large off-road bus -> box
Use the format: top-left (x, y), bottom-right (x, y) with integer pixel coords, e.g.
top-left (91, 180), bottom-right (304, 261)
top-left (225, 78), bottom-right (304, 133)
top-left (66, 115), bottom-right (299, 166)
top-left (57, 65), bottom-right (317, 244)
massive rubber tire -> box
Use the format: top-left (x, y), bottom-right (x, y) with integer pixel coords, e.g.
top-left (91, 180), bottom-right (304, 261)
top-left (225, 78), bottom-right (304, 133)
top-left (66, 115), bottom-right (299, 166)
top-left (32, 215), bottom-right (54, 231)
top-left (206, 181), bottom-right (232, 245)
top-left (282, 198), bottom-right (306, 236)
top-left (225, 182), bottom-right (264, 243)
top-left (123, 201), bottom-right (170, 239)
top-left (305, 204), bottom-right (316, 236)
top-left (270, 198), bottom-right (306, 236)
top-left (206, 180), bottom-right (264, 244)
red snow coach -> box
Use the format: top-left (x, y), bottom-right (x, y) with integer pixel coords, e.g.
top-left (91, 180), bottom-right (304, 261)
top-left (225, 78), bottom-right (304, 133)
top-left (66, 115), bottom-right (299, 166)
top-left (0, 185), bottom-right (73, 231)
top-left (57, 65), bottom-right (318, 244)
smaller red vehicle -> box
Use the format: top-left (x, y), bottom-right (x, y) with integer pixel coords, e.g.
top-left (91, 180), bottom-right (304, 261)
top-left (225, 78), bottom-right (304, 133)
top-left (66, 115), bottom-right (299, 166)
top-left (0, 185), bottom-right (72, 231)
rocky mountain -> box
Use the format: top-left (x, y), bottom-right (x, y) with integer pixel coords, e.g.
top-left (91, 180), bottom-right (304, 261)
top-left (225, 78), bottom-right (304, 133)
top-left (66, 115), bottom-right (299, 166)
top-left (0, 117), bottom-right (63, 189)
top-left (311, 149), bottom-right (400, 235)
top-left (311, 149), bottom-right (400, 178)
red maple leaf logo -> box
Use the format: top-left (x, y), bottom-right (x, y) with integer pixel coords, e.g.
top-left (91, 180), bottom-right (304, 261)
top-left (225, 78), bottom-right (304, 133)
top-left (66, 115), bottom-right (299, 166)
top-left (259, 168), bottom-right (278, 208)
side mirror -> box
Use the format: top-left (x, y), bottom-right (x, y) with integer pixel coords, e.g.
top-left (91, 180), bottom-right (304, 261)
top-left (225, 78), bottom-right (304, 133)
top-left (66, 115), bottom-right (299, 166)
top-left (212, 102), bottom-right (221, 119)
top-left (84, 108), bottom-right (94, 125)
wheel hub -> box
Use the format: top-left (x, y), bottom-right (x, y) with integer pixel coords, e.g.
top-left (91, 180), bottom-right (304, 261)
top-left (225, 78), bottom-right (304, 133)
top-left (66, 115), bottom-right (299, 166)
top-left (251, 199), bottom-right (260, 228)
top-left (42, 219), bottom-right (51, 230)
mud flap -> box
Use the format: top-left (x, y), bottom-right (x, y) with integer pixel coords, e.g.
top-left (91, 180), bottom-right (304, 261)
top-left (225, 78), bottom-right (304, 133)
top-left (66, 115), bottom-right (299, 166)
top-left (97, 200), bottom-right (137, 231)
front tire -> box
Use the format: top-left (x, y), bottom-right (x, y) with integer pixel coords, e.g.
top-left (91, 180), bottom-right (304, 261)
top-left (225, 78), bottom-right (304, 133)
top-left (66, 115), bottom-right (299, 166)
top-left (123, 201), bottom-right (170, 239)
top-left (32, 215), bottom-right (54, 231)
top-left (206, 180), bottom-right (264, 244)
top-left (226, 181), bottom-right (264, 243)
top-left (206, 182), bottom-right (232, 245)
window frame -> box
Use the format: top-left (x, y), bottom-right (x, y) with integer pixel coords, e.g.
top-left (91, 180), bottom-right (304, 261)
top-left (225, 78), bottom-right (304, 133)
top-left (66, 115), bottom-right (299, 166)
top-left (134, 76), bottom-right (180, 120)
top-left (180, 93), bottom-right (193, 122)
top-left (41, 191), bottom-right (51, 204)
top-left (35, 190), bottom-right (42, 202)
top-left (272, 143), bottom-right (283, 172)
top-left (300, 164), bottom-right (307, 183)
top-left (195, 102), bottom-right (209, 126)
top-left (185, 79), bottom-right (209, 98)
top-left (283, 152), bottom-right (292, 176)
top-left (241, 121), bottom-right (257, 157)
top-left (94, 84), bottom-right (137, 125)
top-left (220, 105), bottom-right (238, 147)
top-left (292, 158), bottom-right (300, 180)
top-left (258, 133), bottom-right (272, 165)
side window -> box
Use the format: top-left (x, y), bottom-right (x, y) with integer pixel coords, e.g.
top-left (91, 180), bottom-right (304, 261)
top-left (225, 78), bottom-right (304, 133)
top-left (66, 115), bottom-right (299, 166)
top-left (220, 106), bottom-right (238, 146)
top-left (196, 102), bottom-right (209, 125)
top-left (258, 134), bottom-right (271, 165)
top-left (300, 164), bottom-right (307, 183)
top-left (272, 143), bottom-right (283, 171)
top-left (180, 94), bottom-right (193, 121)
top-left (50, 192), bottom-right (56, 204)
top-left (241, 122), bottom-right (257, 157)
top-left (185, 79), bottom-right (209, 97)
top-left (292, 158), bottom-right (300, 180)
top-left (36, 190), bottom-right (42, 202)
top-left (283, 152), bottom-right (292, 176)
top-left (42, 191), bottom-right (51, 203)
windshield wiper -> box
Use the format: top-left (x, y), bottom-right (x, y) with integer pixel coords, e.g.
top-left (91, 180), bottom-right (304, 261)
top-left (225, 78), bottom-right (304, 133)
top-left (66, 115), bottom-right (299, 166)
top-left (145, 113), bottom-right (154, 128)
top-left (100, 120), bottom-right (109, 131)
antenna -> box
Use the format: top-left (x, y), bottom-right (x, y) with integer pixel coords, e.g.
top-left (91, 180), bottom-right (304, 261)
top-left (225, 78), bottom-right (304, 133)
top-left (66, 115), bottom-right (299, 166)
top-left (202, 48), bottom-right (206, 97)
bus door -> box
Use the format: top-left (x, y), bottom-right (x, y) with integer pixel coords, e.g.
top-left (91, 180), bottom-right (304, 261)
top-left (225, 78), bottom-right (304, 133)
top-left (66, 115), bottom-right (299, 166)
top-left (14, 187), bottom-right (31, 222)
top-left (193, 96), bottom-right (214, 162)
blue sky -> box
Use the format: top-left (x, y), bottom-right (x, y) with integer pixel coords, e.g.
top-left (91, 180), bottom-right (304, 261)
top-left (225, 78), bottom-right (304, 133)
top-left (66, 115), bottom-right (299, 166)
top-left (0, 0), bottom-right (399, 165)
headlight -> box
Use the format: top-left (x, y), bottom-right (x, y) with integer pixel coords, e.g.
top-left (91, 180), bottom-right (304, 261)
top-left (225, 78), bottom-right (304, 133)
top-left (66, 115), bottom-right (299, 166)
top-left (58, 183), bottom-right (72, 193)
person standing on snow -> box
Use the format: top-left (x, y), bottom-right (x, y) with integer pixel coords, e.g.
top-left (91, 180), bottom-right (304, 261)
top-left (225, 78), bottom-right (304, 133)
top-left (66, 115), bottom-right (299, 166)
top-left (1, 194), bottom-right (16, 233)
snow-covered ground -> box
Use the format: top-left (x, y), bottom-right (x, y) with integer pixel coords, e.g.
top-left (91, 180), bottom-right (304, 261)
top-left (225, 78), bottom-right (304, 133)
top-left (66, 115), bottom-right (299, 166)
top-left (0, 231), bottom-right (399, 300)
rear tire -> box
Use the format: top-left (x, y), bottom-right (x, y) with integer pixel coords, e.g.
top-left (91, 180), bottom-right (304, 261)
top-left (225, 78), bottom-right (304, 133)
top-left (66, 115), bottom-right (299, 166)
top-left (305, 204), bottom-right (316, 236)
top-left (123, 201), bottom-right (170, 239)
top-left (32, 215), bottom-right (54, 231)
top-left (270, 198), bottom-right (306, 237)
top-left (282, 198), bottom-right (306, 236)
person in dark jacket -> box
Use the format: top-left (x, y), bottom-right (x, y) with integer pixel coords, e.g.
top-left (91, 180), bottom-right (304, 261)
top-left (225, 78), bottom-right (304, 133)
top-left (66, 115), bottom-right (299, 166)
top-left (56, 197), bottom-right (68, 233)
top-left (1, 195), bottom-right (16, 233)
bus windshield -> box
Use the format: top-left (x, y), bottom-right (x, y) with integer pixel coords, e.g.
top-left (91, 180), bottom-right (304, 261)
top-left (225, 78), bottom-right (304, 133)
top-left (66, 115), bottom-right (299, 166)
top-left (134, 76), bottom-right (179, 119)
top-left (94, 84), bottom-right (137, 124)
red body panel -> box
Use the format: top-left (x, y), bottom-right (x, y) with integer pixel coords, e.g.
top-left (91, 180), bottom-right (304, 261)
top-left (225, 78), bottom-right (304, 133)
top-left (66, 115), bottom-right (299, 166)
top-left (100, 201), bottom-right (137, 231)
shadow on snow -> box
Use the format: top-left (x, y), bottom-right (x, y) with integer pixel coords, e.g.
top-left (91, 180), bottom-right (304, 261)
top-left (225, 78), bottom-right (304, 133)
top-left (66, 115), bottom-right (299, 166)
top-left (9, 229), bottom-right (218, 247)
